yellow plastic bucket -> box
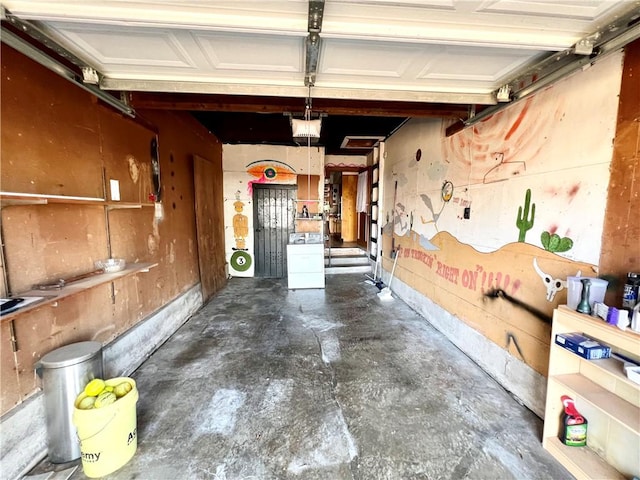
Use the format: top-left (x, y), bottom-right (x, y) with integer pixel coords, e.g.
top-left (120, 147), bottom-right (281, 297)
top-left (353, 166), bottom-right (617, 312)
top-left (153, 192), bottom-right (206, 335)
top-left (72, 377), bottom-right (139, 478)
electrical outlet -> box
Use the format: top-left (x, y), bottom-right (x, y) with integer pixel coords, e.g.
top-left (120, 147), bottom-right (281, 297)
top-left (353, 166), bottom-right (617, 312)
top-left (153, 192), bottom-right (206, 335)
top-left (464, 207), bottom-right (471, 219)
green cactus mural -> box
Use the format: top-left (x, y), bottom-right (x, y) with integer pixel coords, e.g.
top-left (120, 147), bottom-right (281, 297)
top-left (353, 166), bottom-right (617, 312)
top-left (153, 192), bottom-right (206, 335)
top-left (516, 188), bottom-right (535, 242)
top-left (541, 231), bottom-right (573, 253)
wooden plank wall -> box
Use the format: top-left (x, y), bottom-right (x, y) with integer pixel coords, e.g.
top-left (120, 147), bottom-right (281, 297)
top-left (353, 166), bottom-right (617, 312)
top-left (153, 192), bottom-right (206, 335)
top-left (0, 45), bottom-right (225, 415)
top-left (600, 38), bottom-right (640, 305)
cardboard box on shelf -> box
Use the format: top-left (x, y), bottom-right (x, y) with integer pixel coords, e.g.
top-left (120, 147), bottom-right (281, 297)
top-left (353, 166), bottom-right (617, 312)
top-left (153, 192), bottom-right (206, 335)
top-left (555, 332), bottom-right (611, 360)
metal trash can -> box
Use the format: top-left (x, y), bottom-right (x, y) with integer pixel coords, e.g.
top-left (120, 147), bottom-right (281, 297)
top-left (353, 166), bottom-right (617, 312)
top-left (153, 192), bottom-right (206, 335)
top-left (35, 341), bottom-right (103, 463)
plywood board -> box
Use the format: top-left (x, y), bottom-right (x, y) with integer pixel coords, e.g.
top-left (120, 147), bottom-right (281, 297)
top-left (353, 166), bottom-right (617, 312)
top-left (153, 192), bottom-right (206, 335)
top-left (599, 39), bottom-right (640, 305)
top-left (1, 204), bottom-right (108, 294)
top-left (98, 107), bottom-right (156, 204)
top-left (0, 45), bottom-right (223, 416)
top-left (382, 230), bottom-right (595, 376)
top-left (0, 321), bottom-right (20, 413)
top-left (194, 155), bottom-right (220, 302)
top-left (0, 45), bottom-right (103, 198)
top-left (13, 286), bottom-right (114, 402)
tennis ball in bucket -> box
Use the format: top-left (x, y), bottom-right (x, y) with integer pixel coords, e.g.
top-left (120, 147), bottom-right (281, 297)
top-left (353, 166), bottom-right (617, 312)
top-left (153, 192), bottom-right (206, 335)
top-left (77, 395), bottom-right (97, 410)
top-left (114, 381), bottom-right (132, 398)
top-left (84, 378), bottom-right (106, 397)
top-left (94, 391), bottom-right (117, 408)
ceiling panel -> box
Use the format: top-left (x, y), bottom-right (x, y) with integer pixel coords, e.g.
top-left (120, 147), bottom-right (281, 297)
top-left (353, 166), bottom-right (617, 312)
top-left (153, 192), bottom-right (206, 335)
top-left (6, 0), bottom-right (638, 102)
top-left (52, 25), bottom-right (197, 69)
top-left (194, 31), bottom-right (303, 73)
top-left (417, 46), bottom-right (540, 82)
top-left (476, 0), bottom-right (624, 19)
top-left (319, 39), bottom-right (421, 78)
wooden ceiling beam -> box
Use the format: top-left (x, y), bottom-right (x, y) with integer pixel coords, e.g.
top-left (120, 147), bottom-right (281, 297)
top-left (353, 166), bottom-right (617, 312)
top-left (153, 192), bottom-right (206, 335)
top-left (129, 92), bottom-right (469, 119)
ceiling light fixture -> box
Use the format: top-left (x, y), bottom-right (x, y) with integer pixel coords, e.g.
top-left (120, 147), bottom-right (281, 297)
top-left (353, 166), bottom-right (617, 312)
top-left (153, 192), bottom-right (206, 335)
top-left (291, 87), bottom-right (322, 145)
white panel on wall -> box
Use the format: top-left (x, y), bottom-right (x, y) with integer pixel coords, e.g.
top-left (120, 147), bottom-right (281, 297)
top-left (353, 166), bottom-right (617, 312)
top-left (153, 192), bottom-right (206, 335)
top-left (223, 171), bottom-right (255, 278)
top-left (384, 50), bottom-right (623, 266)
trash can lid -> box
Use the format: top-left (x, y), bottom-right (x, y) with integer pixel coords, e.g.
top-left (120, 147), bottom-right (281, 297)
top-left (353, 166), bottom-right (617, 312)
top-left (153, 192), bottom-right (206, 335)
top-left (39, 341), bottom-right (103, 368)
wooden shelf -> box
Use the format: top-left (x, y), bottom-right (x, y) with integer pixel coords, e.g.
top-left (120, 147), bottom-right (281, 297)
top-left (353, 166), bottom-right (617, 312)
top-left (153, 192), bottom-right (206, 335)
top-left (554, 306), bottom-right (640, 354)
top-left (544, 307), bottom-right (640, 479)
top-left (0, 192), bottom-right (153, 210)
top-left (0, 263), bottom-right (158, 323)
top-left (543, 437), bottom-right (625, 480)
top-left (549, 373), bottom-right (640, 435)
top-left (107, 202), bottom-right (155, 210)
top-left (0, 192), bottom-right (105, 207)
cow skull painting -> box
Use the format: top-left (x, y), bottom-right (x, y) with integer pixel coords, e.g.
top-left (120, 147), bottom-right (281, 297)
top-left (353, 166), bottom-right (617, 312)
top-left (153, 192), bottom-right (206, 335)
top-left (533, 258), bottom-right (566, 302)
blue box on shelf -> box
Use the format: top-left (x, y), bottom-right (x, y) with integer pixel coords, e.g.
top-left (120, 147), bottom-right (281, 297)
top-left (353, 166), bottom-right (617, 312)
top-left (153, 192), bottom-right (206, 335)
top-left (555, 332), bottom-right (611, 360)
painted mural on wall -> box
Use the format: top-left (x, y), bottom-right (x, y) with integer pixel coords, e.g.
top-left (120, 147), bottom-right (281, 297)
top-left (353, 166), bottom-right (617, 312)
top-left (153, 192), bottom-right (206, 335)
top-left (246, 159), bottom-right (297, 193)
top-left (223, 145), bottom-right (324, 277)
top-left (228, 191), bottom-right (252, 275)
top-left (381, 52), bottom-right (623, 375)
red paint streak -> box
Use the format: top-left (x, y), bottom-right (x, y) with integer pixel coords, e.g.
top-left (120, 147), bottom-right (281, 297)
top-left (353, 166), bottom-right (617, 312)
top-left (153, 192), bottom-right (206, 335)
top-left (504, 99), bottom-right (531, 141)
top-left (511, 279), bottom-right (522, 296)
top-left (548, 224), bottom-right (558, 234)
top-left (567, 183), bottom-right (580, 198)
top-left (247, 175), bottom-right (267, 194)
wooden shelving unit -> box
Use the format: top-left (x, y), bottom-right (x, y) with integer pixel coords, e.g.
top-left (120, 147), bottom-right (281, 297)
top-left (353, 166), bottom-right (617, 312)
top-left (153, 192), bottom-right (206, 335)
top-left (0, 191), bottom-right (158, 324)
top-left (543, 306), bottom-right (640, 480)
top-left (1, 263), bottom-right (158, 323)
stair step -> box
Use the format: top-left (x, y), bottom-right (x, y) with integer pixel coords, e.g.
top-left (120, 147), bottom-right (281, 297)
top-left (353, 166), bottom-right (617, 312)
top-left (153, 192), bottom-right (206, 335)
top-left (324, 247), bottom-right (366, 257)
top-left (325, 256), bottom-right (370, 266)
top-left (325, 265), bottom-right (372, 275)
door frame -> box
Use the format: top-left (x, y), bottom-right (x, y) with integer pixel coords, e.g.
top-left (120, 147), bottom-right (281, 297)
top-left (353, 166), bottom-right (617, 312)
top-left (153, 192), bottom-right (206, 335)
top-left (252, 183), bottom-right (297, 278)
top-left (325, 165), bottom-right (369, 248)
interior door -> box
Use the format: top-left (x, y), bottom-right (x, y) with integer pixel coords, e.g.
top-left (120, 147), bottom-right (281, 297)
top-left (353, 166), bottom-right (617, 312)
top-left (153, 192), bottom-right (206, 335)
top-left (341, 174), bottom-right (358, 242)
top-left (253, 184), bottom-right (296, 278)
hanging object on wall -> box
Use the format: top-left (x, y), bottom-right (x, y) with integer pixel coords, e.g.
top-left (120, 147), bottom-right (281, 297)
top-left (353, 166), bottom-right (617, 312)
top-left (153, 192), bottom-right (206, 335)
top-left (441, 180), bottom-right (453, 202)
top-left (150, 136), bottom-right (163, 221)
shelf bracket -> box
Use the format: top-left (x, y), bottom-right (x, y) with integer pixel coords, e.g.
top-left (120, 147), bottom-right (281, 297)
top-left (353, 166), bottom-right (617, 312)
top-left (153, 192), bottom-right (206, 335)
top-left (9, 319), bottom-right (18, 352)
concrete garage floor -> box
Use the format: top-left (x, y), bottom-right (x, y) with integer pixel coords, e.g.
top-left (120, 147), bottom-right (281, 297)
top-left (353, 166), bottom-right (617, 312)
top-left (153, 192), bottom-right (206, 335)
top-left (62, 274), bottom-right (569, 479)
